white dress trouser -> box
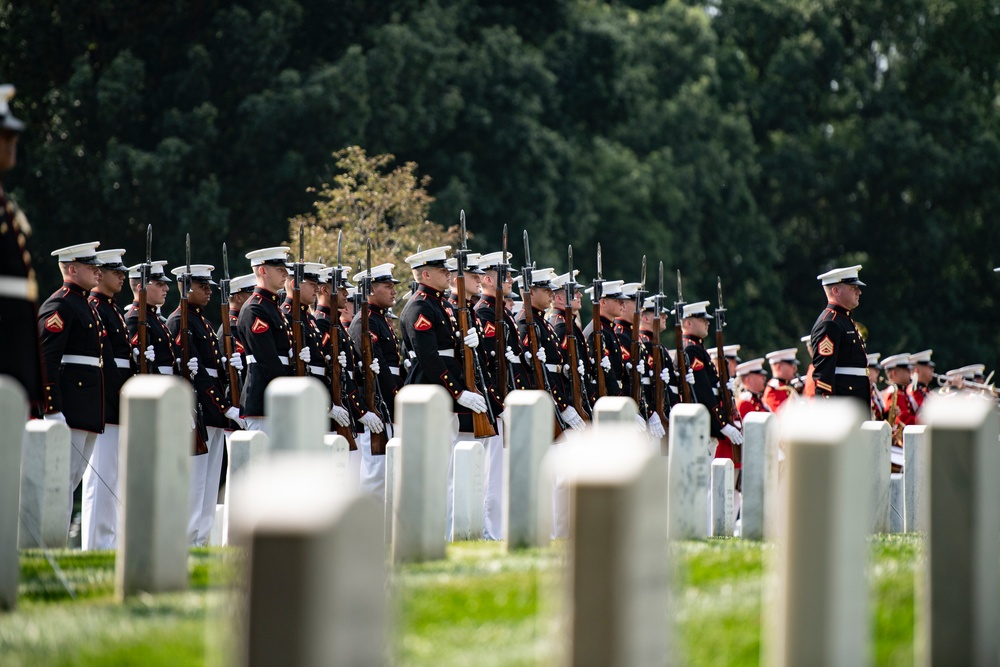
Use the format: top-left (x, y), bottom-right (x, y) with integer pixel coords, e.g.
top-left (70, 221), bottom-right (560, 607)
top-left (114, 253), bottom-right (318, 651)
top-left (482, 420), bottom-right (504, 540)
top-left (188, 426), bottom-right (227, 546)
top-left (358, 423), bottom-right (394, 500)
top-left (68, 427), bottom-right (98, 531)
top-left (82, 424), bottom-right (120, 550)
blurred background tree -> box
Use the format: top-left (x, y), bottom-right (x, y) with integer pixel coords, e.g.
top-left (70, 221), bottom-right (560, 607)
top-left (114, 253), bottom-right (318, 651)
top-left (287, 146), bottom-right (459, 284)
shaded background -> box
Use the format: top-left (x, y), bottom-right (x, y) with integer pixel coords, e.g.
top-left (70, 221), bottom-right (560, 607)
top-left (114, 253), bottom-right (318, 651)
top-left (3, 0), bottom-right (999, 371)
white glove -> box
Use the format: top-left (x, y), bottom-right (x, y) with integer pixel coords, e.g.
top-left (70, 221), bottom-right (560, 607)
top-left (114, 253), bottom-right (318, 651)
top-left (560, 407), bottom-right (585, 431)
top-left (298, 347), bottom-right (311, 364)
top-left (457, 390), bottom-right (488, 414)
top-left (578, 360), bottom-right (585, 377)
top-left (562, 363), bottom-right (572, 378)
top-left (370, 358), bottom-right (381, 375)
top-left (648, 412), bottom-right (665, 438)
top-left (463, 329), bottom-right (479, 349)
top-left (229, 354), bottom-right (244, 371)
top-left (403, 358), bottom-right (412, 370)
top-left (338, 351), bottom-right (347, 368)
top-left (224, 406), bottom-right (248, 429)
top-left (536, 347), bottom-right (546, 363)
top-left (660, 368), bottom-right (671, 383)
top-left (359, 411), bottom-right (385, 433)
top-left (145, 345), bottom-right (155, 363)
top-left (721, 423), bottom-right (744, 445)
top-left (726, 378), bottom-right (737, 393)
top-left (600, 356), bottom-right (612, 372)
top-left (187, 357), bottom-right (199, 377)
top-left (329, 405), bottom-right (351, 427)
top-left (505, 346), bottom-right (518, 364)
top-left (635, 413), bottom-right (648, 432)
top-left (685, 370), bottom-right (695, 385)
top-left (637, 360), bottom-right (646, 375)
top-left (44, 411), bottom-right (66, 422)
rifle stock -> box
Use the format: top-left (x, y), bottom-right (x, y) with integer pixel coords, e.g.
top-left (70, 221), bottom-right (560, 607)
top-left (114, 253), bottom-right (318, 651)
top-left (456, 274), bottom-right (496, 438)
top-left (328, 313), bottom-right (358, 451)
top-left (360, 298), bottom-right (390, 453)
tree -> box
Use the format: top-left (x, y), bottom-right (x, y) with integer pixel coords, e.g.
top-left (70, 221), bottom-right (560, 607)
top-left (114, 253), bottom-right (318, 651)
top-left (288, 146), bottom-right (459, 289)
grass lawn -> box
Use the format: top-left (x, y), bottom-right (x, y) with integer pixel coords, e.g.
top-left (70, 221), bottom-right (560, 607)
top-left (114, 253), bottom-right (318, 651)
top-left (0, 535), bottom-right (920, 666)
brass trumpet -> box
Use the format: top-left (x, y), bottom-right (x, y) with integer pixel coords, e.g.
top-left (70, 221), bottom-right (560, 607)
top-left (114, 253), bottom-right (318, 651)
top-left (934, 373), bottom-right (999, 395)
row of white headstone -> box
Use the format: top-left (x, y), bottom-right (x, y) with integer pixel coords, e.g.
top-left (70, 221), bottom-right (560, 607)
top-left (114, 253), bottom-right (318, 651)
top-left (1, 375), bottom-right (997, 667)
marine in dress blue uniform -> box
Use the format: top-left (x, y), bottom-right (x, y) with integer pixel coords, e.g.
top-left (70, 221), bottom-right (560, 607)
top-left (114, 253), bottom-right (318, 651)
top-left (83, 249), bottom-right (132, 550)
top-left (166, 264), bottom-right (244, 545)
top-left (38, 242), bottom-right (106, 532)
top-left (237, 247), bottom-right (296, 431)
top-left (810, 265), bottom-right (871, 404)
top-left (0, 85), bottom-right (44, 410)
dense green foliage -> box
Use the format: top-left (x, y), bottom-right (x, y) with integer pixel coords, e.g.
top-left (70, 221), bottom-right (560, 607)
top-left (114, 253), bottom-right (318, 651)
top-left (3, 0), bottom-right (999, 367)
top-left (1, 538), bottom-right (921, 666)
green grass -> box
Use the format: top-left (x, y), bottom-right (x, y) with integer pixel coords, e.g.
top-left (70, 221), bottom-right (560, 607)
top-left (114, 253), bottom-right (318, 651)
top-left (0, 536), bottom-right (925, 666)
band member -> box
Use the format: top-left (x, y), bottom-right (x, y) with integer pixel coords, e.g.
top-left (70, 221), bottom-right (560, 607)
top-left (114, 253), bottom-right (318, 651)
top-left (735, 358), bottom-right (771, 419)
top-left (238, 247), bottom-right (297, 432)
top-left (709, 344), bottom-right (741, 380)
top-left (810, 265), bottom-right (870, 403)
top-left (680, 300), bottom-right (743, 450)
top-left (0, 84), bottom-right (44, 410)
top-left (38, 242), bottom-right (106, 528)
top-left (880, 354), bottom-right (919, 431)
top-left (349, 263), bottom-right (404, 499)
top-left (167, 264), bottom-right (245, 545)
top-left (763, 348), bottom-right (800, 412)
top-left (907, 349), bottom-right (934, 411)
top-left (84, 249), bottom-right (132, 550)
top-left (868, 353), bottom-right (887, 419)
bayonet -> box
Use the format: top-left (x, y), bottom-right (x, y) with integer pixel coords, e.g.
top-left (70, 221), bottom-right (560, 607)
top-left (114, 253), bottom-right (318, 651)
top-left (640, 256), bottom-right (647, 291)
top-left (716, 276), bottom-right (727, 331)
top-left (597, 242), bottom-right (603, 281)
top-left (568, 245), bottom-right (574, 286)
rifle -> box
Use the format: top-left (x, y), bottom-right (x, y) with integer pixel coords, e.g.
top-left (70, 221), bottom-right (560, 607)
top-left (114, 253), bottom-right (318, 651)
top-left (523, 230), bottom-right (566, 438)
top-left (137, 225), bottom-right (151, 374)
top-left (494, 225), bottom-right (509, 401)
top-left (291, 224), bottom-right (305, 377)
top-left (361, 239), bottom-right (391, 453)
top-left (328, 232), bottom-right (358, 451)
top-left (219, 243), bottom-right (241, 409)
top-left (455, 212), bottom-right (496, 437)
top-left (674, 270), bottom-right (692, 403)
top-left (652, 263), bottom-right (669, 454)
top-left (592, 243), bottom-right (607, 397)
top-left (715, 277), bottom-right (741, 465)
top-left (564, 245), bottom-right (590, 421)
top-left (180, 234), bottom-right (209, 456)
top-left (630, 257), bottom-right (647, 410)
